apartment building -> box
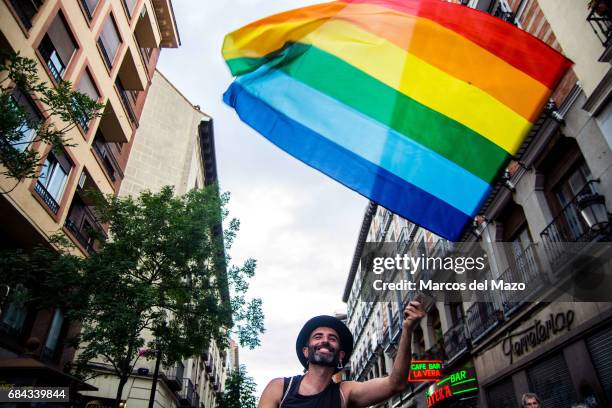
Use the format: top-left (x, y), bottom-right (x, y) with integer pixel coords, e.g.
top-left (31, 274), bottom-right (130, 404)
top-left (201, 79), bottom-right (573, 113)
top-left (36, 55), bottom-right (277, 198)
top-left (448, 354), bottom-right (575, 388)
top-left (0, 0), bottom-right (179, 394)
top-left (344, 1), bottom-right (612, 407)
top-left (78, 70), bottom-right (231, 408)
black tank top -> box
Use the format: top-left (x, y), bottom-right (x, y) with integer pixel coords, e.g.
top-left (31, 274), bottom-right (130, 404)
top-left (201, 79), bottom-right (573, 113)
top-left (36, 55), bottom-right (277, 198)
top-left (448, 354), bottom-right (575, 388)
top-left (279, 375), bottom-right (343, 408)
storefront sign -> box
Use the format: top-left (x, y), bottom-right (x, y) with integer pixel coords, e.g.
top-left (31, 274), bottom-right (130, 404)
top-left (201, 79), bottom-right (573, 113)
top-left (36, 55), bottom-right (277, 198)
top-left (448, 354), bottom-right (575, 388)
top-left (426, 367), bottom-right (479, 408)
top-left (408, 360), bottom-right (443, 382)
top-left (502, 310), bottom-right (574, 363)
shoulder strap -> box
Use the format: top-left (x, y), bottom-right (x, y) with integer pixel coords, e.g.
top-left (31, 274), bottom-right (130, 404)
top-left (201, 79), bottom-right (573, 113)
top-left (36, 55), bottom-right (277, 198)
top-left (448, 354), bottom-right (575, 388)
top-left (280, 376), bottom-right (295, 407)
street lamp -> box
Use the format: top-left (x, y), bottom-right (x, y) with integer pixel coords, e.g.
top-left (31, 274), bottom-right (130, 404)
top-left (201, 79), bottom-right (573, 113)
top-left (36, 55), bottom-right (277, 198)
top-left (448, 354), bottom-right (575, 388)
top-left (577, 192), bottom-right (610, 231)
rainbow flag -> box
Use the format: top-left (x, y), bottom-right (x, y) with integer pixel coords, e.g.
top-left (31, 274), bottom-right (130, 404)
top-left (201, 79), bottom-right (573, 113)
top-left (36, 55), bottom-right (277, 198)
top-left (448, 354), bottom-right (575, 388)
top-left (222, 0), bottom-right (571, 241)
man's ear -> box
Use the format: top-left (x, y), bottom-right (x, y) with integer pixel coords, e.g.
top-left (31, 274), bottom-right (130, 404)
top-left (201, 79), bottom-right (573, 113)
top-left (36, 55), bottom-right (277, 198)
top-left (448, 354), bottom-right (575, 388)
top-left (303, 346), bottom-right (309, 359)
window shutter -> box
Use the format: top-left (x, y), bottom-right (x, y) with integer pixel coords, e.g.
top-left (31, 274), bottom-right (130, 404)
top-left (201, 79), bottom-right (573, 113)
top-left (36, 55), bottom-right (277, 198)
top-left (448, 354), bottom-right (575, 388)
top-left (47, 13), bottom-right (76, 66)
top-left (100, 17), bottom-right (121, 63)
top-left (77, 70), bottom-right (99, 100)
top-left (486, 378), bottom-right (517, 408)
top-left (587, 325), bottom-right (612, 404)
top-left (527, 353), bottom-right (577, 408)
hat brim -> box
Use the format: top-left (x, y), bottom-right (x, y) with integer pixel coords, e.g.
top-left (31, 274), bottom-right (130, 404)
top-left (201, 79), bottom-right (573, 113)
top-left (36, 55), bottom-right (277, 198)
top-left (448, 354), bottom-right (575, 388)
top-left (296, 315), bottom-right (354, 371)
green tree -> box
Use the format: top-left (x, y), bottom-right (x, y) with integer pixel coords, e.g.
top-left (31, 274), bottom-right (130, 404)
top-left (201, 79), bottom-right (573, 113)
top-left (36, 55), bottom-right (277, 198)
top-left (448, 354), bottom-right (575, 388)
top-left (0, 50), bottom-right (102, 187)
top-left (217, 364), bottom-right (258, 408)
top-left (0, 186), bottom-right (264, 406)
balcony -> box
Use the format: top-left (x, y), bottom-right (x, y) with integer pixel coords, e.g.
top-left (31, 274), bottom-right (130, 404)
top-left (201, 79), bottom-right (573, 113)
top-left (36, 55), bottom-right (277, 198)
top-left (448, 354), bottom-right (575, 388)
top-left (161, 362), bottom-right (184, 391)
top-left (465, 295), bottom-right (500, 343)
top-left (93, 131), bottom-right (123, 182)
top-left (540, 180), bottom-right (611, 267)
top-left (65, 204), bottom-right (104, 255)
top-left (8, 0), bottom-right (42, 29)
top-left (587, 1), bottom-right (612, 47)
top-left (178, 378), bottom-right (195, 407)
top-left (34, 181), bottom-right (60, 214)
top-left (498, 244), bottom-right (544, 316)
top-left (443, 320), bottom-right (468, 362)
top-left (490, 3), bottom-right (515, 24)
top-left (115, 79), bottom-right (138, 125)
top-left (38, 36), bottom-right (65, 82)
top-left (134, 4), bottom-right (161, 49)
top-left (99, 99), bottom-right (132, 143)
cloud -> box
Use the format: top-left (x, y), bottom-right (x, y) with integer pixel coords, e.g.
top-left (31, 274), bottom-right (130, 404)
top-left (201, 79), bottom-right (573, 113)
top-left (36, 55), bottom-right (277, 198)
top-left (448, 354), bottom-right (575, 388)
top-left (158, 0), bottom-right (368, 395)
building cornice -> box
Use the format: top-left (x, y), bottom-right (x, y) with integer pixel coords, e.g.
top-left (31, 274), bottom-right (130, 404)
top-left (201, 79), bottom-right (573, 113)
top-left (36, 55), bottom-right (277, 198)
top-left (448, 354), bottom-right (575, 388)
top-left (342, 201), bottom-right (377, 302)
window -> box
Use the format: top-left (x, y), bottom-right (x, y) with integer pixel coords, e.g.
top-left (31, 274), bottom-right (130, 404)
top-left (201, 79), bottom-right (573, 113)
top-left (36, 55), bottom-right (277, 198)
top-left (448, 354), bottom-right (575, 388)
top-left (80, 0), bottom-right (99, 20)
top-left (37, 13), bottom-right (77, 82)
top-left (35, 151), bottom-right (72, 213)
top-left (0, 286), bottom-right (28, 336)
top-left (98, 16), bottom-right (121, 68)
top-left (8, 0), bottom-right (43, 29)
top-left (123, 0), bottom-right (138, 18)
top-left (9, 87), bottom-right (42, 152)
top-left (554, 162), bottom-right (595, 240)
top-left (42, 308), bottom-right (64, 360)
top-left (75, 69), bottom-right (100, 131)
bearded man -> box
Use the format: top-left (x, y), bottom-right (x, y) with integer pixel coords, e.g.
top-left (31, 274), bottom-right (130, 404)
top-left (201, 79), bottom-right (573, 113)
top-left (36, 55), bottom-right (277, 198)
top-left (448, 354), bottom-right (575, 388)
top-left (258, 301), bottom-right (426, 408)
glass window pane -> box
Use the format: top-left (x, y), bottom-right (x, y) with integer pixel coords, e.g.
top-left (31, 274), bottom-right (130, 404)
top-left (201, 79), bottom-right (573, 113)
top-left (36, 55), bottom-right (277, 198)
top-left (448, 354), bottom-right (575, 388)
top-left (100, 17), bottom-right (121, 65)
top-left (46, 13), bottom-right (77, 66)
top-left (77, 70), bottom-right (99, 100)
top-left (44, 309), bottom-right (64, 352)
top-left (39, 153), bottom-right (71, 202)
top-left (82, 0), bottom-right (99, 17)
top-left (46, 164), bottom-right (68, 201)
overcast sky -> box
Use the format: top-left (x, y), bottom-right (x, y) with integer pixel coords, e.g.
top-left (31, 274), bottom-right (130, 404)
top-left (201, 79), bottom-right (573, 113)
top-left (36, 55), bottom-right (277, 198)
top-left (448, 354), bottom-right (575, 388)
top-left (158, 0), bottom-right (368, 395)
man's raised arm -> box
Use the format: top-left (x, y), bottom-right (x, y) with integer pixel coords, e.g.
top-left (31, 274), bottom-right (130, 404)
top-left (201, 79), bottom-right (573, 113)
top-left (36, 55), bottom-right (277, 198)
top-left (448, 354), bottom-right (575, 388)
top-left (343, 301), bottom-right (425, 408)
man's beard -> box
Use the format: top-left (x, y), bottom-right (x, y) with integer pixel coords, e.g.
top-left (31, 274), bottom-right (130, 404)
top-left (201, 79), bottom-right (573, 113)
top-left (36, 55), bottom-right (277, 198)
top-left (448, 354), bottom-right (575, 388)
top-left (307, 343), bottom-right (340, 368)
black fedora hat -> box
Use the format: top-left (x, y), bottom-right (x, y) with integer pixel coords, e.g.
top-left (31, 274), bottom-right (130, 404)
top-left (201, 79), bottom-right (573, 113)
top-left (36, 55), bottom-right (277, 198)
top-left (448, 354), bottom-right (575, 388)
top-left (295, 315), bottom-right (354, 370)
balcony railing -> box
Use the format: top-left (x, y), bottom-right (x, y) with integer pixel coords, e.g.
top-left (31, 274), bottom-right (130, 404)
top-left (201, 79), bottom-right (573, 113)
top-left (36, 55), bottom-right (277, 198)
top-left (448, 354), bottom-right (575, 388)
top-left (40, 346), bottom-right (57, 362)
top-left (115, 79), bottom-right (137, 124)
top-left (443, 320), bottom-right (468, 362)
top-left (178, 378), bottom-right (195, 407)
top-left (65, 203), bottom-right (105, 254)
top-left (540, 180), bottom-right (608, 265)
top-left (65, 218), bottom-right (96, 254)
top-left (34, 181), bottom-right (60, 214)
top-left (465, 295), bottom-right (500, 343)
top-left (492, 6), bottom-right (515, 24)
top-left (9, 0), bottom-right (42, 29)
top-left (38, 37), bottom-right (64, 82)
top-left (499, 244), bottom-right (543, 316)
top-left (161, 362), bottom-right (184, 391)
top-left (93, 137), bottom-right (122, 182)
top-left (587, 1), bottom-right (612, 46)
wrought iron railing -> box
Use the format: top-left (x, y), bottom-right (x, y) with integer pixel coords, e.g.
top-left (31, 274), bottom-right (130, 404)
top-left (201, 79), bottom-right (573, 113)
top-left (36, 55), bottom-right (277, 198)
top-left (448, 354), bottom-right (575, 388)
top-left (40, 346), bottom-right (57, 362)
top-left (65, 218), bottom-right (97, 254)
top-left (178, 378), bottom-right (195, 406)
top-left (162, 362), bottom-right (184, 390)
top-left (115, 79), bottom-right (138, 124)
top-left (587, 1), bottom-right (612, 46)
top-left (443, 320), bottom-right (468, 361)
top-left (540, 180), bottom-right (606, 265)
top-left (38, 37), bottom-right (64, 82)
top-left (465, 295), bottom-right (500, 342)
top-left (34, 181), bottom-right (60, 214)
top-left (9, 0), bottom-right (42, 29)
top-left (499, 244), bottom-right (544, 315)
top-left (93, 138), bottom-right (122, 182)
